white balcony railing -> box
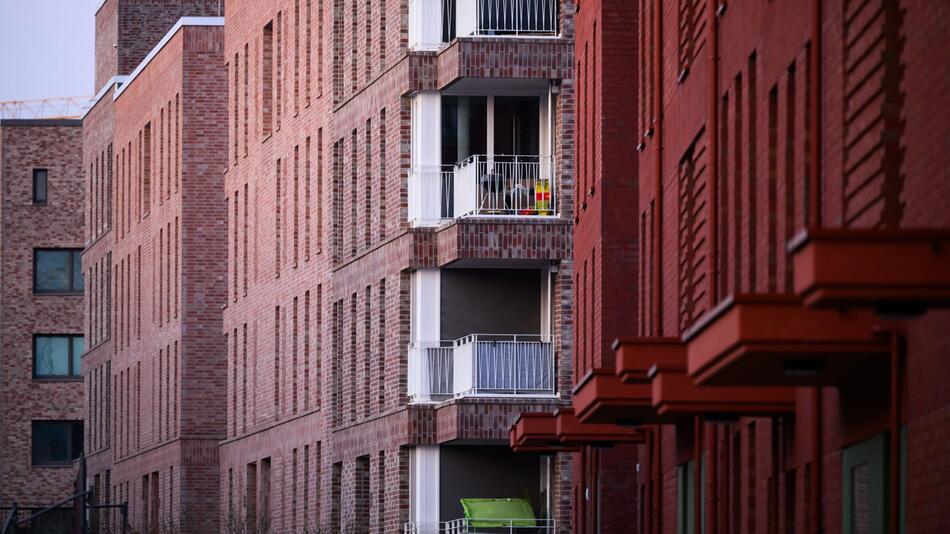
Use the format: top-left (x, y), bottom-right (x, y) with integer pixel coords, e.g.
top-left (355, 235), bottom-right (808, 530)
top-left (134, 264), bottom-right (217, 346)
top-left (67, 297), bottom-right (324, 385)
top-left (455, 0), bottom-right (559, 37)
top-left (409, 334), bottom-right (555, 401)
top-left (454, 155), bottom-right (556, 218)
top-left (409, 165), bottom-right (455, 224)
top-left (406, 518), bottom-right (558, 533)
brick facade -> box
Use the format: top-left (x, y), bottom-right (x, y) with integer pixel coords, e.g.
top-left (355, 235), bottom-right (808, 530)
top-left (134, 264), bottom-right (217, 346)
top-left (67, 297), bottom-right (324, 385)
top-left (0, 120), bottom-right (85, 509)
top-left (568, 0), bottom-right (950, 532)
top-left (82, 4), bottom-right (228, 531)
top-left (219, 0), bottom-right (577, 531)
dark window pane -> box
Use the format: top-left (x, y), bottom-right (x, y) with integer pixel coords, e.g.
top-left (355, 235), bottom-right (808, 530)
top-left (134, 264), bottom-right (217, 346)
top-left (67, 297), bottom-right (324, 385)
top-left (71, 422), bottom-right (84, 459)
top-left (32, 422), bottom-right (71, 465)
top-left (35, 250), bottom-right (71, 291)
top-left (72, 251), bottom-right (84, 290)
top-left (72, 337), bottom-right (84, 376)
top-left (33, 169), bottom-right (48, 203)
top-left (34, 336), bottom-right (70, 376)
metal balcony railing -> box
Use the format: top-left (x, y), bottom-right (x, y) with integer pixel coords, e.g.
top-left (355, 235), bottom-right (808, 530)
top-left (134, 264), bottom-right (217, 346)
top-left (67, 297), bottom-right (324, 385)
top-left (406, 518), bottom-right (558, 533)
top-left (453, 155), bottom-right (556, 218)
top-left (409, 165), bottom-right (456, 224)
top-left (409, 334), bottom-right (555, 401)
top-left (452, 0), bottom-right (559, 38)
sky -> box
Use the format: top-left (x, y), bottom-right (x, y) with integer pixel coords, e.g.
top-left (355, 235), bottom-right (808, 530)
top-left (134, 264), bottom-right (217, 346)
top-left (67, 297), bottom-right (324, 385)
top-left (0, 0), bottom-right (98, 102)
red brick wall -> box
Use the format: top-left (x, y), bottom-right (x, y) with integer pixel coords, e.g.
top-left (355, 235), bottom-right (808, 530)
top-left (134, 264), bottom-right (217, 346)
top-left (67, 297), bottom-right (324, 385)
top-left (82, 22), bottom-right (228, 533)
top-left (0, 122), bottom-right (85, 507)
top-left (573, 0), bottom-right (950, 532)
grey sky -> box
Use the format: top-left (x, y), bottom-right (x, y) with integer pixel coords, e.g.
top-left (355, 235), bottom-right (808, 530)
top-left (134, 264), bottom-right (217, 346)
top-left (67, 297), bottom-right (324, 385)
top-left (0, 0), bottom-right (97, 102)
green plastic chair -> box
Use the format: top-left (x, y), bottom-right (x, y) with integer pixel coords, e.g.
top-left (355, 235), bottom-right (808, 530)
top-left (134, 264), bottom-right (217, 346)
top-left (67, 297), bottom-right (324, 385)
top-left (459, 498), bottom-right (537, 528)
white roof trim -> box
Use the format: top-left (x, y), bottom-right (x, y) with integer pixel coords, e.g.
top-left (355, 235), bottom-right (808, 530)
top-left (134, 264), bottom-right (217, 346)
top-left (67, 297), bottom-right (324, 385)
top-left (113, 16), bottom-right (225, 101)
top-left (81, 75), bottom-right (130, 119)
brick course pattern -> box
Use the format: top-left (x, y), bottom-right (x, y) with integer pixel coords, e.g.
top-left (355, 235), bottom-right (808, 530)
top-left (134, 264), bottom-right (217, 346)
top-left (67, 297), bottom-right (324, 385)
top-left (0, 121), bottom-right (85, 508)
top-left (571, 0), bottom-right (950, 532)
top-left (219, 0), bottom-right (577, 531)
top-left (82, 7), bottom-right (228, 531)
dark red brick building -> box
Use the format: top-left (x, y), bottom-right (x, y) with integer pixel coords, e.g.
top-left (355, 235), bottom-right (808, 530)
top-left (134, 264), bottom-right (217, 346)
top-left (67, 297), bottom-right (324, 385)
top-left (515, 0), bottom-right (950, 532)
top-left (0, 119), bottom-right (85, 518)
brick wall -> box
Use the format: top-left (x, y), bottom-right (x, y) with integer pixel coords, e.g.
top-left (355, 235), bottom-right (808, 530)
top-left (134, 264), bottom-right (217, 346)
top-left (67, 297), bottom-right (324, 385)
top-left (0, 121), bottom-right (85, 507)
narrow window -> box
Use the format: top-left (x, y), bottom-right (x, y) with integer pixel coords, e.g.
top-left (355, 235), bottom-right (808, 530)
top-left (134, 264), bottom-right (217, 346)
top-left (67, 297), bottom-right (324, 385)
top-left (33, 169), bottom-right (48, 204)
top-left (294, 0), bottom-right (300, 114)
top-left (275, 158), bottom-right (282, 277)
top-left (142, 122), bottom-right (151, 214)
top-left (294, 145), bottom-right (300, 267)
top-left (305, 137), bottom-right (311, 260)
top-left (274, 306), bottom-right (281, 416)
top-left (276, 12), bottom-right (283, 129)
top-left (305, 0), bottom-right (312, 105)
top-left (262, 22), bottom-right (275, 136)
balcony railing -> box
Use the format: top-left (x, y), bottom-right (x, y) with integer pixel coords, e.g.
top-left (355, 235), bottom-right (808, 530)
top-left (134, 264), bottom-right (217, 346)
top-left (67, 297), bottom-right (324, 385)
top-left (409, 156), bottom-right (557, 224)
top-left (455, 155), bottom-right (556, 218)
top-left (409, 334), bottom-right (555, 401)
top-left (406, 518), bottom-right (558, 533)
top-left (451, 0), bottom-right (559, 38)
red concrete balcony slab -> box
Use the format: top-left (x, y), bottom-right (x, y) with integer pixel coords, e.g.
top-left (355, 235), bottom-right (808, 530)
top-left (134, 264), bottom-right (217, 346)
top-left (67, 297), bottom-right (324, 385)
top-left (685, 295), bottom-right (889, 386)
top-left (648, 362), bottom-right (796, 418)
top-left (614, 338), bottom-right (796, 417)
top-left (614, 337), bottom-right (689, 384)
top-left (571, 368), bottom-right (659, 425)
top-left (509, 408), bottom-right (644, 453)
top-left (790, 228), bottom-right (950, 312)
top-left (510, 412), bottom-right (578, 453)
top-left (554, 408), bottom-right (646, 447)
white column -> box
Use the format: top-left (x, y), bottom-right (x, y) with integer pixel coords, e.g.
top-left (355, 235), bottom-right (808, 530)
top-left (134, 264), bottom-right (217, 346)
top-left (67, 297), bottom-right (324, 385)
top-left (539, 89), bottom-right (552, 160)
top-left (410, 445), bottom-right (441, 532)
top-left (410, 92), bottom-right (443, 225)
top-left (409, 268), bottom-right (441, 400)
top-left (409, 0), bottom-right (444, 50)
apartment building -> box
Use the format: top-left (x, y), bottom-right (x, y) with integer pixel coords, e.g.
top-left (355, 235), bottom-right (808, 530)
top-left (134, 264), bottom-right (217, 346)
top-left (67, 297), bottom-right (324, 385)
top-left (0, 118), bottom-right (85, 524)
top-left (514, 0), bottom-right (950, 532)
top-left (81, 1), bottom-right (227, 532)
top-left (219, 0), bottom-right (578, 531)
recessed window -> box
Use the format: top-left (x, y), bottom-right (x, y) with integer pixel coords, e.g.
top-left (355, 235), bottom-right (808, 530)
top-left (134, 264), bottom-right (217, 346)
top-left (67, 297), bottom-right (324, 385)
top-left (31, 421), bottom-right (83, 466)
top-left (33, 169), bottom-right (48, 204)
top-left (34, 249), bottom-right (84, 294)
top-left (33, 335), bottom-right (84, 379)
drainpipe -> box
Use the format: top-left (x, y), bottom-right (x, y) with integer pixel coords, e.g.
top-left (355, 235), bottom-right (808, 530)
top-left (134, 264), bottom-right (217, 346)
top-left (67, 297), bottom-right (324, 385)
top-left (707, 423), bottom-right (718, 534)
top-left (708, 0), bottom-right (721, 305)
top-left (889, 330), bottom-right (902, 534)
top-left (655, 426), bottom-right (663, 534)
top-left (694, 418), bottom-right (703, 534)
top-left (646, 428), bottom-right (654, 534)
top-left (809, 3), bottom-right (824, 531)
top-left (809, 0), bottom-right (823, 227)
top-left (811, 388), bottom-right (822, 534)
top-left (653, 0), bottom-right (664, 336)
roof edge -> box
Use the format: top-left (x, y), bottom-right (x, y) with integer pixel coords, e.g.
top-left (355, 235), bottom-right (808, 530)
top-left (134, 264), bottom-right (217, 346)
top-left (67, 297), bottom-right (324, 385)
top-left (113, 16), bottom-right (225, 102)
top-left (0, 119), bottom-right (83, 127)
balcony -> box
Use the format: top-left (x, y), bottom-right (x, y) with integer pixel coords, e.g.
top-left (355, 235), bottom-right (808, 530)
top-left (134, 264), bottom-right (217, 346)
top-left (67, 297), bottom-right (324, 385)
top-left (410, 334), bottom-right (554, 401)
top-left (412, 0), bottom-right (559, 50)
top-left (410, 156), bottom-right (556, 223)
top-left (405, 517), bottom-right (557, 533)
top-left (449, 0), bottom-right (559, 39)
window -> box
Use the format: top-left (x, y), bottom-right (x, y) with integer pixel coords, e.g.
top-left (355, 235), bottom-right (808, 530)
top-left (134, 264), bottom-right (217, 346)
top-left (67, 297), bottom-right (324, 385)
top-left (842, 433), bottom-right (888, 534)
top-left (677, 458), bottom-right (705, 534)
top-left (33, 169), bottom-right (48, 204)
top-left (31, 420), bottom-right (83, 466)
top-left (34, 249), bottom-right (84, 293)
top-left (33, 335), bottom-right (84, 378)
